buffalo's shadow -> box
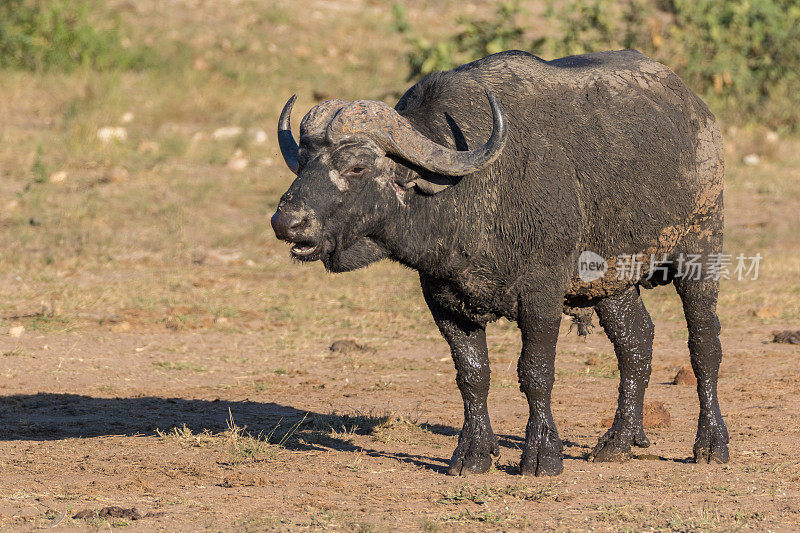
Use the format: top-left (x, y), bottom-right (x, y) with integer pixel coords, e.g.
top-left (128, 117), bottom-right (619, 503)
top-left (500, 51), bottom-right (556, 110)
top-left (0, 393), bottom-right (458, 472)
top-left (0, 394), bottom-right (590, 470)
top-left (0, 393), bottom-right (308, 441)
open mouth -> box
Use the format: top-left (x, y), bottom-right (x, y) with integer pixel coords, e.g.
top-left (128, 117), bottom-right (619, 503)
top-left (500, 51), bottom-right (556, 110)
top-left (290, 241), bottom-right (319, 258)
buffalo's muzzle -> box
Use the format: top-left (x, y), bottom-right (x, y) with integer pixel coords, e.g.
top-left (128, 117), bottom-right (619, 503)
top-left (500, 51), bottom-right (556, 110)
top-left (271, 208), bottom-right (322, 260)
top-left (271, 210), bottom-right (308, 241)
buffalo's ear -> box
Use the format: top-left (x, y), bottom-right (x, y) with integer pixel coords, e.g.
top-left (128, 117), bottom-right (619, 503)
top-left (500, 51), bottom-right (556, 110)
top-left (398, 172), bottom-right (461, 195)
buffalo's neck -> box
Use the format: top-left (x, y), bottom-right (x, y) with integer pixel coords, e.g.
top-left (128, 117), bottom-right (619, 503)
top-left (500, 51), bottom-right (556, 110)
top-left (378, 187), bottom-right (484, 280)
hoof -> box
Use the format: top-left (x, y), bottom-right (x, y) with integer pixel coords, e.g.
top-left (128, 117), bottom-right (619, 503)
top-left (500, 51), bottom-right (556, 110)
top-left (693, 430), bottom-right (729, 464)
top-left (520, 450), bottom-right (563, 477)
top-left (590, 419), bottom-right (650, 462)
top-left (447, 451), bottom-right (495, 476)
top-left (446, 422), bottom-right (499, 476)
top-left (693, 416), bottom-right (730, 464)
top-left (520, 423), bottom-right (563, 476)
top-left (589, 442), bottom-right (632, 463)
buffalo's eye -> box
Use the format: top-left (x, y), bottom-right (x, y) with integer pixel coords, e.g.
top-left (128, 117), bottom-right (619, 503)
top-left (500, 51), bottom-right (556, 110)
top-left (344, 165), bottom-right (367, 178)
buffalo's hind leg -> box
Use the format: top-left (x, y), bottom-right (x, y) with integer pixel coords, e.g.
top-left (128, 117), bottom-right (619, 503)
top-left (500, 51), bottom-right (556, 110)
top-left (422, 283), bottom-right (499, 475)
top-left (674, 276), bottom-right (730, 463)
top-left (517, 303), bottom-right (564, 476)
top-left (590, 285), bottom-right (654, 462)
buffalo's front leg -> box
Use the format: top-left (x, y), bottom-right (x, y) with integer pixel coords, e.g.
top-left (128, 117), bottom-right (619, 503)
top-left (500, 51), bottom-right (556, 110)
top-left (423, 294), bottom-right (498, 475)
top-left (518, 305), bottom-right (563, 476)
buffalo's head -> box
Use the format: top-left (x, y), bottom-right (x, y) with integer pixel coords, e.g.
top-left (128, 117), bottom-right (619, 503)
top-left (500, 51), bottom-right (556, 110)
top-left (271, 91), bottom-right (506, 272)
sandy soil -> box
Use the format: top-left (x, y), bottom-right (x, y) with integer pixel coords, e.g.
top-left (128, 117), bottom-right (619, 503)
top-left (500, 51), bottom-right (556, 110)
top-left (1, 316), bottom-right (798, 531)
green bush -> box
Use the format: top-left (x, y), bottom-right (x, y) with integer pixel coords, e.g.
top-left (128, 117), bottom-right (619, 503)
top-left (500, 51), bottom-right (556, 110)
top-left (393, 0), bottom-right (800, 130)
top-left (664, 0), bottom-right (800, 130)
top-left (0, 0), bottom-right (155, 71)
top-left (392, 2), bottom-right (540, 81)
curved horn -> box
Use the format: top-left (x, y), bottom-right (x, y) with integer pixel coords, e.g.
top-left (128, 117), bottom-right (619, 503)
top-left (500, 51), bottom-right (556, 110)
top-left (278, 94), bottom-right (299, 175)
top-left (328, 89), bottom-right (507, 176)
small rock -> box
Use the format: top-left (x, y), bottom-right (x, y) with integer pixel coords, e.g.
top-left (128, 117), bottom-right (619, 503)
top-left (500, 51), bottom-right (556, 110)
top-left (772, 330), bottom-right (800, 344)
top-left (8, 325), bottom-right (25, 337)
top-left (227, 149), bottom-right (249, 171)
top-left (121, 111), bottom-right (135, 124)
top-left (330, 339), bottom-right (365, 354)
top-left (643, 401), bottom-right (671, 428)
top-left (49, 170), bottom-right (68, 184)
top-left (74, 507), bottom-right (142, 521)
top-left (765, 130), bottom-right (779, 143)
top-left (221, 473), bottom-right (267, 487)
top-left (212, 126), bottom-right (243, 140)
top-left (672, 366), bottom-right (697, 386)
top-left (214, 316), bottom-right (229, 325)
top-left (742, 153), bottom-right (760, 166)
top-left (97, 126), bottom-right (128, 143)
top-left (247, 127), bottom-right (268, 144)
top-left (98, 506), bottom-right (141, 520)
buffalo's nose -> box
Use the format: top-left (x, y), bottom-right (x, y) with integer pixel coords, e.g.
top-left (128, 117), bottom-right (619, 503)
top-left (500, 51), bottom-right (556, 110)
top-left (271, 210), bottom-right (308, 241)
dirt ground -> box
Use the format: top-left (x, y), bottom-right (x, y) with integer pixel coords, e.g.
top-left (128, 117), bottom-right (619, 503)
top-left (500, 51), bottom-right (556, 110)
top-left (0, 0), bottom-right (799, 531)
top-left (1, 317), bottom-right (798, 531)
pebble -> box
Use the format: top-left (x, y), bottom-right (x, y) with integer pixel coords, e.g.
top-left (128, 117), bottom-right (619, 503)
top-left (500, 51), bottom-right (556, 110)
top-left (213, 126), bottom-right (243, 140)
top-left (330, 339), bottom-right (365, 354)
top-left (49, 170), bottom-right (68, 184)
top-left (97, 127), bottom-right (128, 143)
top-left (742, 153), bottom-right (760, 166)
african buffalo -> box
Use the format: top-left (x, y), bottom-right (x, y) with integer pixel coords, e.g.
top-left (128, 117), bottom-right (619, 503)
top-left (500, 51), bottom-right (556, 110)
top-left (272, 50), bottom-right (728, 476)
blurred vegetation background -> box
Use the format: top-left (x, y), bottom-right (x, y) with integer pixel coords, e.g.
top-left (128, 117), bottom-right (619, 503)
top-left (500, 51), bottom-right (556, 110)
top-left (394, 0), bottom-right (800, 131)
top-left (3, 0), bottom-right (798, 128)
top-left (3, 0), bottom-right (798, 129)
top-left (0, 0), bottom-right (797, 347)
